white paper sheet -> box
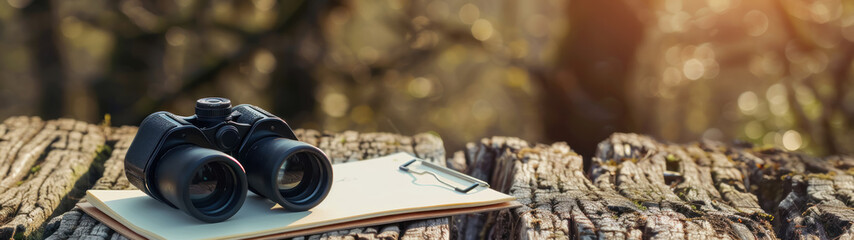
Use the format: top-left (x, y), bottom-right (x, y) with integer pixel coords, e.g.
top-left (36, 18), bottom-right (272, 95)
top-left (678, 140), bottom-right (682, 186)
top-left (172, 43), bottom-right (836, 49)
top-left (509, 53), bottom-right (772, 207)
top-left (86, 152), bottom-right (514, 240)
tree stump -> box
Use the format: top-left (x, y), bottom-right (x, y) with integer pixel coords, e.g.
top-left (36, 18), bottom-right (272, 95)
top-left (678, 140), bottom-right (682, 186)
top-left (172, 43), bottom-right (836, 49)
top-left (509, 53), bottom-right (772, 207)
top-left (451, 133), bottom-right (854, 239)
top-left (0, 116), bottom-right (449, 240)
top-left (2, 116), bottom-right (852, 239)
top-left (0, 117), bottom-right (106, 239)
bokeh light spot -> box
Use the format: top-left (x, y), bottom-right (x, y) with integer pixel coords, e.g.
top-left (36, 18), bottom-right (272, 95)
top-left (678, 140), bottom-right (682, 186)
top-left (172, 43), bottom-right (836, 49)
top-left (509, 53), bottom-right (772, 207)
top-left (683, 59), bottom-right (705, 80)
top-left (708, 0), bottom-right (731, 13)
top-left (744, 10), bottom-right (769, 37)
top-left (407, 77), bottom-right (433, 98)
top-left (782, 130), bottom-right (802, 150)
top-left (458, 4), bottom-right (479, 24)
top-left (738, 91), bottom-right (759, 114)
top-left (766, 84), bottom-right (787, 104)
top-left (505, 67), bottom-right (531, 93)
top-left (322, 93), bottom-right (349, 117)
top-left (253, 50), bottom-right (276, 74)
top-left (252, 0), bottom-right (275, 11)
top-left (810, 1), bottom-right (833, 23)
top-left (166, 27), bottom-right (187, 46)
top-left (471, 19), bottom-right (493, 41)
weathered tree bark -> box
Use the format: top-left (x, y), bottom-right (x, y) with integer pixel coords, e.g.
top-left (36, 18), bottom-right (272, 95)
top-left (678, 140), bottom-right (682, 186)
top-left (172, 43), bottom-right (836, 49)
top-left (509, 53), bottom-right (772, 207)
top-left (0, 117), bottom-right (106, 239)
top-left (37, 123), bottom-right (449, 240)
top-left (745, 148), bottom-right (854, 239)
top-left (456, 133), bottom-right (854, 239)
top-left (3, 115), bottom-right (852, 240)
top-left (589, 133), bottom-right (775, 239)
top-left (42, 126), bottom-right (136, 240)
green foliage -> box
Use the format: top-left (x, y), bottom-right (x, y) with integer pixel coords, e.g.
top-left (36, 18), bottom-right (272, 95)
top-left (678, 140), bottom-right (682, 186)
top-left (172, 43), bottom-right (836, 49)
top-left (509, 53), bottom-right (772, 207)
top-left (666, 154), bottom-right (680, 162)
top-left (633, 200), bottom-right (648, 211)
top-left (101, 114), bottom-right (111, 129)
top-left (94, 144), bottom-right (112, 160)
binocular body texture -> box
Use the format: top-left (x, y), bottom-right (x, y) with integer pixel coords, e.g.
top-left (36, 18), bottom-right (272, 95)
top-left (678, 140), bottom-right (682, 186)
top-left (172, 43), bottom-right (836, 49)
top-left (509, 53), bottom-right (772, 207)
top-left (125, 98), bottom-right (333, 222)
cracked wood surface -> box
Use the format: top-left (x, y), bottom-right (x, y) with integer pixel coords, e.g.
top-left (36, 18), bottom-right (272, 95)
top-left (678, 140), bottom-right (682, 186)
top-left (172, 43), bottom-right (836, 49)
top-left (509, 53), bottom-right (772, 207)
top-left (3, 115), bottom-right (854, 240)
top-left (0, 117), bottom-right (105, 239)
top-left (452, 133), bottom-right (854, 240)
top-left (36, 122), bottom-right (449, 240)
top-left (746, 148), bottom-right (854, 239)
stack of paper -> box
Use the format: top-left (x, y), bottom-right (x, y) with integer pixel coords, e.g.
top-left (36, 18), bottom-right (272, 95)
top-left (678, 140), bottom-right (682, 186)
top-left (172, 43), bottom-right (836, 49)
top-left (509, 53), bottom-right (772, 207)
top-left (82, 152), bottom-right (518, 240)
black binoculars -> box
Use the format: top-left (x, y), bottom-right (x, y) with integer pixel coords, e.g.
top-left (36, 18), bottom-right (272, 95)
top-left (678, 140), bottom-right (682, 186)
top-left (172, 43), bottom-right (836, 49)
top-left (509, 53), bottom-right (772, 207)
top-left (124, 97), bottom-right (333, 222)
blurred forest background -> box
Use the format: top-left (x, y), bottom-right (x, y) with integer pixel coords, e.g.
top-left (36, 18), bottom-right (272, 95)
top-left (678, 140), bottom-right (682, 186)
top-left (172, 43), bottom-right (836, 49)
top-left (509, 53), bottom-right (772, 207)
top-left (0, 0), bottom-right (852, 157)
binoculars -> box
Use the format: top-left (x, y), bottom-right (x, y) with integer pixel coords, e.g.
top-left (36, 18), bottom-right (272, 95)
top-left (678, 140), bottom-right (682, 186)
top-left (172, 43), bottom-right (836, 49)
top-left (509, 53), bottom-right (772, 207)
top-left (124, 97), bottom-right (333, 222)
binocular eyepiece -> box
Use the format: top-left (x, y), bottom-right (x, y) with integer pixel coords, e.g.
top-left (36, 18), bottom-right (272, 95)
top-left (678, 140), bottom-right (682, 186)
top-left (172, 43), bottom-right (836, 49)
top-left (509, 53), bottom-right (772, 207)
top-left (125, 97), bottom-right (333, 222)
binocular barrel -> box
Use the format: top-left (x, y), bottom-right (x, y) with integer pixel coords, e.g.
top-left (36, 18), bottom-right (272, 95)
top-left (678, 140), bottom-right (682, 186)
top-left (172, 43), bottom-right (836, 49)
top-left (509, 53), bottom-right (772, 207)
top-left (155, 145), bottom-right (247, 222)
top-left (242, 137), bottom-right (333, 211)
top-left (125, 97), bottom-right (334, 222)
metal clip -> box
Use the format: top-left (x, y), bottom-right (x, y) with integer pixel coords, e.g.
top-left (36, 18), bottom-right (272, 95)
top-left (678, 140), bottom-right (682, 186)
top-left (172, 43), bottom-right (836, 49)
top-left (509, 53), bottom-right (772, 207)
top-left (399, 158), bottom-right (490, 193)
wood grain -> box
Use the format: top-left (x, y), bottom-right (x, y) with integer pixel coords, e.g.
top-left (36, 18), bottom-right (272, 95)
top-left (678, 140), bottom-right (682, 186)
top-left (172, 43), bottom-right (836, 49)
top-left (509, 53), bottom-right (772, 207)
top-left (453, 133), bottom-right (854, 239)
top-left (747, 149), bottom-right (854, 239)
top-left (41, 127), bottom-right (449, 240)
top-left (2, 115), bottom-right (852, 240)
top-left (0, 117), bottom-right (105, 239)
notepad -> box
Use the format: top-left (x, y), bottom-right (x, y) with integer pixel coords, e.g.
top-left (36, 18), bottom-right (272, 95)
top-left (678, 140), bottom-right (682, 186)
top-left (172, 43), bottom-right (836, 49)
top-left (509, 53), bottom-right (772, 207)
top-left (81, 152), bottom-right (518, 240)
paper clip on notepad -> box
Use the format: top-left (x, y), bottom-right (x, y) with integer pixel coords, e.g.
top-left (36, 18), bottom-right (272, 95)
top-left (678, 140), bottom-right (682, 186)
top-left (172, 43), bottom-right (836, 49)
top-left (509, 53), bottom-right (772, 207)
top-left (399, 159), bottom-right (490, 193)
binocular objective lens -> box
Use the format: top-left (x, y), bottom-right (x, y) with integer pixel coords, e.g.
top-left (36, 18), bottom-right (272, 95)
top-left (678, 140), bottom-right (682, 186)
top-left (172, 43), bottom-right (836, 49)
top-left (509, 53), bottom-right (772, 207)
top-left (277, 155), bottom-right (307, 191)
top-left (154, 145), bottom-right (247, 222)
top-left (190, 164), bottom-right (218, 201)
top-left (243, 138), bottom-right (332, 211)
top-left (189, 162), bottom-right (236, 211)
